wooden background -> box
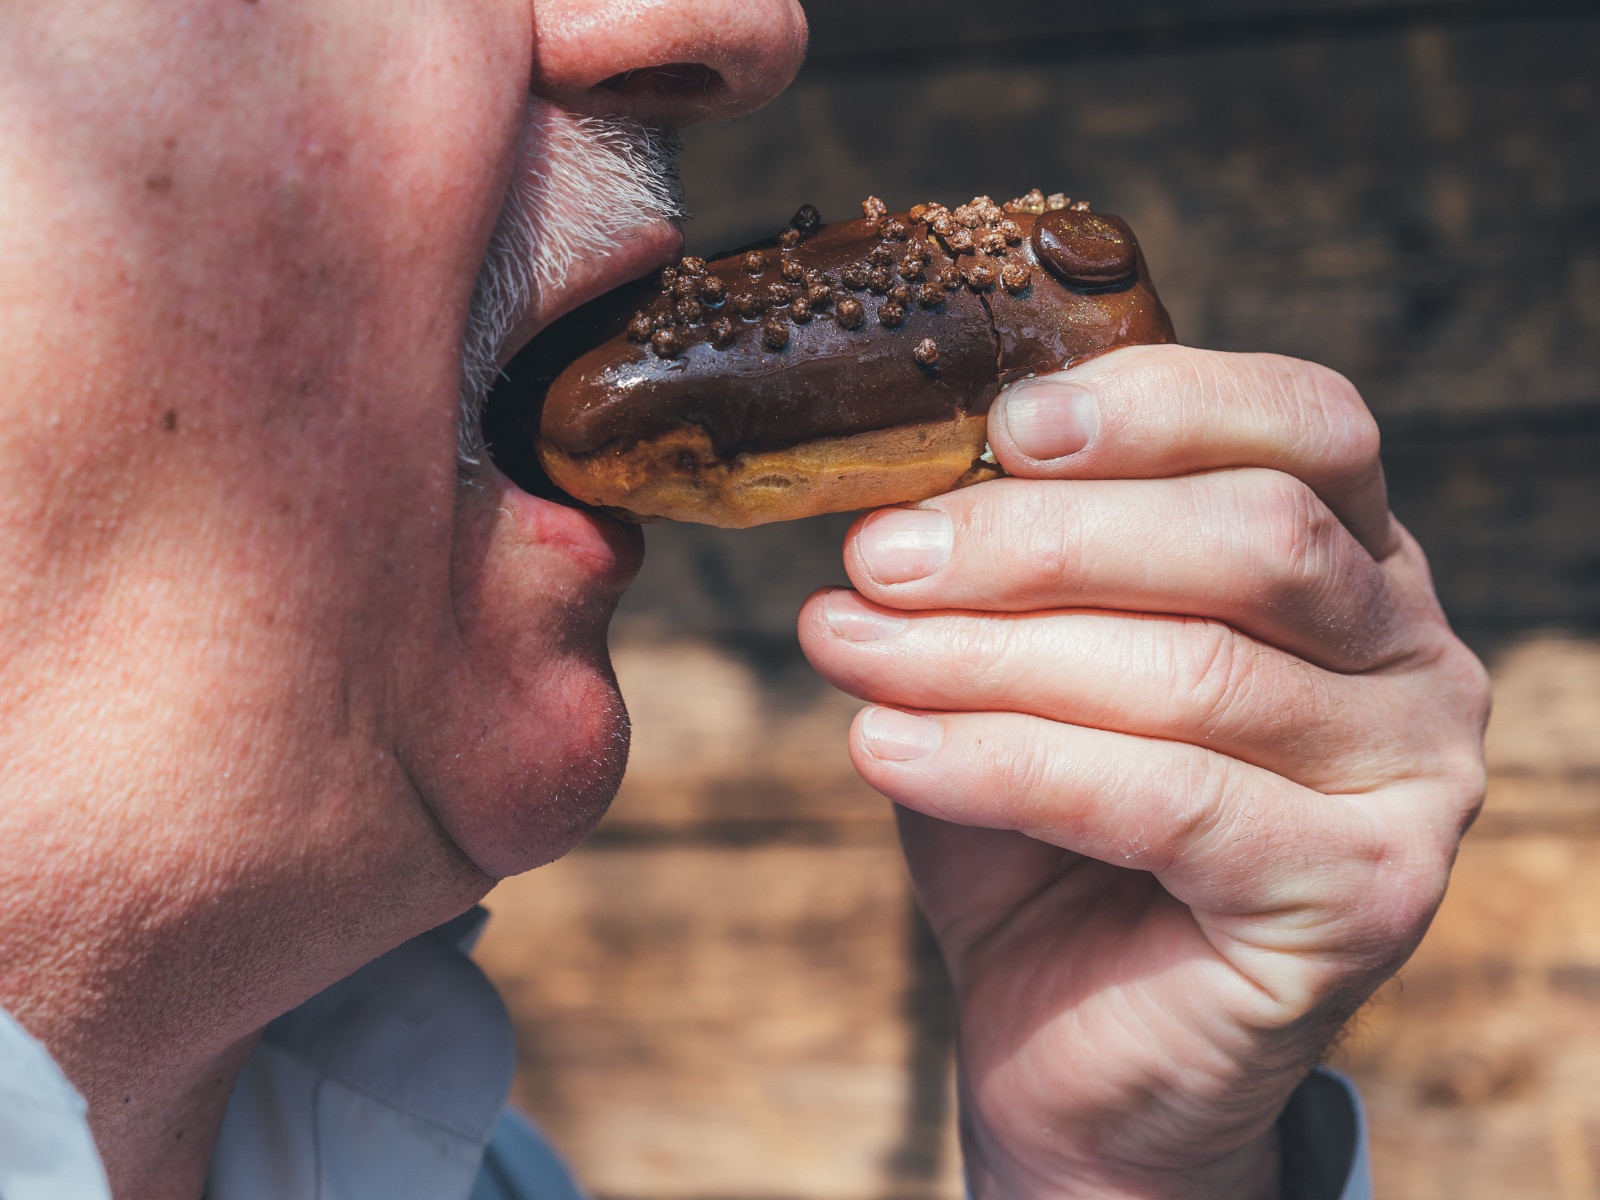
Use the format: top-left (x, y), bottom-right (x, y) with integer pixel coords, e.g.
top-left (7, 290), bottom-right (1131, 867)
top-left (475, 2), bottom-right (1600, 1196)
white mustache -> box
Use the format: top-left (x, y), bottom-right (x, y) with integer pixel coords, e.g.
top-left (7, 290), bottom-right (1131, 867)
top-left (458, 103), bottom-right (686, 464)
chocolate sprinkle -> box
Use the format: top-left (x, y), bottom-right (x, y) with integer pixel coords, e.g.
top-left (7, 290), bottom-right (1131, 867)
top-left (917, 281), bottom-right (946, 307)
top-left (946, 229), bottom-right (974, 255)
top-left (868, 265), bottom-right (893, 294)
top-left (806, 282), bottom-right (833, 307)
top-left (742, 251), bottom-right (768, 275)
top-left (887, 282), bottom-right (913, 306)
top-left (835, 297), bottom-right (865, 329)
top-left (679, 256), bottom-right (708, 276)
top-left (904, 238), bottom-right (931, 262)
top-left (626, 313), bottom-right (653, 342)
top-left (698, 276), bottom-right (727, 305)
top-left (732, 292), bottom-right (763, 319)
top-left (676, 297), bottom-right (704, 324)
top-left (938, 264), bottom-right (963, 290)
top-left (780, 258), bottom-right (805, 283)
top-left (674, 275), bottom-right (698, 299)
top-left (861, 195), bottom-right (887, 222)
top-left (930, 214), bottom-right (955, 238)
top-left (1047, 193), bottom-right (1069, 211)
top-left (767, 282), bottom-right (795, 306)
top-left (978, 229), bottom-right (1007, 255)
top-left (778, 228), bottom-right (802, 250)
top-left (962, 262), bottom-right (996, 291)
top-left (897, 257), bottom-right (925, 281)
top-left (868, 244), bottom-right (895, 266)
top-left (883, 219), bottom-right (908, 241)
top-left (878, 301), bottom-right (907, 328)
top-left (659, 266), bottom-right (679, 290)
top-left (762, 319), bottom-right (790, 350)
top-left (908, 203), bottom-right (930, 222)
top-left (953, 205), bottom-right (981, 229)
top-left (709, 315), bottom-right (738, 347)
top-left (791, 204), bottom-right (822, 237)
top-left (789, 296), bottom-right (813, 323)
top-left (841, 262), bottom-right (870, 290)
top-left (914, 338), bottom-right (939, 365)
top-left (651, 327), bottom-right (684, 357)
top-left (1005, 188), bottom-right (1047, 216)
top-left (1071, 199), bottom-right (1093, 212)
top-left (805, 268), bottom-right (829, 288)
top-left (1001, 262), bottom-right (1032, 294)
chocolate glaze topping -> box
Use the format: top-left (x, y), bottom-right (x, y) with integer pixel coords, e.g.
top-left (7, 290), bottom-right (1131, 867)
top-left (504, 193), bottom-right (1174, 463)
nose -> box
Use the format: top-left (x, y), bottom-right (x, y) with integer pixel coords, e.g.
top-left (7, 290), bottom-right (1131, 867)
top-left (530, 0), bottom-right (808, 127)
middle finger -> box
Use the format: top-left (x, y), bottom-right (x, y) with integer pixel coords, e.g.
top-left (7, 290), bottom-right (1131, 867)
top-left (843, 470), bottom-right (1402, 672)
top-left (800, 591), bottom-right (1427, 794)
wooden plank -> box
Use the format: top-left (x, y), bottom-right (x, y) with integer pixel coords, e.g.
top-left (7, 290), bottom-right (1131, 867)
top-left (1333, 834), bottom-right (1600, 1199)
top-left (600, 637), bottom-right (885, 835)
top-left (476, 843), bottom-right (962, 1200)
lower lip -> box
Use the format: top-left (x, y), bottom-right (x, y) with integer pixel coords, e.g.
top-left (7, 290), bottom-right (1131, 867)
top-left (494, 466), bottom-right (644, 588)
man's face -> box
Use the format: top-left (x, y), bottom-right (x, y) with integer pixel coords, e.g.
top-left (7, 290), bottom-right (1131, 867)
top-left (0, 0), bottom-right (806, 941)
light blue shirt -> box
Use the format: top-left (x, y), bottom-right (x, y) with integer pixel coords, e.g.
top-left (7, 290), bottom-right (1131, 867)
top-left (0, 908), bottom-right (1369, 1199)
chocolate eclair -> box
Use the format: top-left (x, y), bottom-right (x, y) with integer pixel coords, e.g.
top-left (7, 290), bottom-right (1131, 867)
top-left (501, 190), bottom-right (1175, 528)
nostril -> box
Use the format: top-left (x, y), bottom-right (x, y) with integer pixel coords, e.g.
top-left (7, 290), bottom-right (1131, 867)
top-left (594, 62), bottom-right (726, 101)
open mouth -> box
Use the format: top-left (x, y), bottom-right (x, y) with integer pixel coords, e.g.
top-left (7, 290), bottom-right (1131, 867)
top-left (482, 219), bottom-right (683, 505)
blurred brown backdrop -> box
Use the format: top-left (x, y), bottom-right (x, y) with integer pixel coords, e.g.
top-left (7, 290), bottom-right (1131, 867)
top-left (476, 2), bottom-right (1600, 1196)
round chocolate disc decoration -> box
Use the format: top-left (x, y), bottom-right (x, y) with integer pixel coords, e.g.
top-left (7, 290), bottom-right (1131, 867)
top-left (1031, 210), bottom-right (1137, 288)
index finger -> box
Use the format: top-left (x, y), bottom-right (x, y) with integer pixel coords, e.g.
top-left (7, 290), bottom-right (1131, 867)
top-left (986, 345), bottom-right (1397, 558)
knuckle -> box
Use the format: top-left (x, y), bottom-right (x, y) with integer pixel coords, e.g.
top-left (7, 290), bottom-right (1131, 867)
top-left (1172, 619), bottom-right (1256, 736)
top-left (1249, 472), bottom-right (1339, 601)
top-left (984, 718), bottom-right (1057, 805)
top-left (1145, 748), bottom-right (1234, 875)
top-left (1287, 359), bottom-right (1380, 463)
top-left (993, 483), bottom-right (1079, 587)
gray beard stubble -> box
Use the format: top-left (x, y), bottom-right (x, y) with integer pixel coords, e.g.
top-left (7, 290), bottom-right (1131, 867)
top-left (457, 106), bottom-right (687, 464)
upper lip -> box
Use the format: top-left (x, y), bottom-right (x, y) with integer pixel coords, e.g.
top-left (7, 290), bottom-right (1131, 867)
top-left (500, 219), bottom-right (686, 370)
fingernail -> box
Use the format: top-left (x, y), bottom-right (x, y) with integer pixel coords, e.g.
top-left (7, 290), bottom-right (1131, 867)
top-left (998, 379), bottom-right (1098, 460)
top-left (824, 590), bottom-right (908, 641)
top-left (860, 707), bottom-right (942, 762)
top-left (856, 508), bottom-right (952, 585)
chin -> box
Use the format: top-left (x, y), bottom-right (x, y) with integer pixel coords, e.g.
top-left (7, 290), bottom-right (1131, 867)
top-left (437, 643), bottom-right (632, 881)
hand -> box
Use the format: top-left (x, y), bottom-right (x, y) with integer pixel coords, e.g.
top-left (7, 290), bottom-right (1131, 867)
top-left (798, 346), bottom-right (1490, 1199)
